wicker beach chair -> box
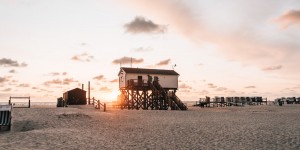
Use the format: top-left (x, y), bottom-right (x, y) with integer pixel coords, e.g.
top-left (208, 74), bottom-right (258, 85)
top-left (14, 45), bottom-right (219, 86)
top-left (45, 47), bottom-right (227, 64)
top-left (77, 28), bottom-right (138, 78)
top-left (0, 105), bottom-right (12, 131)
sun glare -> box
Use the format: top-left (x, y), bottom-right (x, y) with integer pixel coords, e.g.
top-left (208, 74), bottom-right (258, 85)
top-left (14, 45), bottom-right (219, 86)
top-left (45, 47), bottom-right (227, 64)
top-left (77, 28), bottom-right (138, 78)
top-left (103, 90), bottom-right (120, 102)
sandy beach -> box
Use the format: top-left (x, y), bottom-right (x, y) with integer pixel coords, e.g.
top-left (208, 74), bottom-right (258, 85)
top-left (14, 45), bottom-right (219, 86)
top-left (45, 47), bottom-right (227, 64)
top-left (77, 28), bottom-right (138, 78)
top-left (1, 104), bottom-right (300, 150)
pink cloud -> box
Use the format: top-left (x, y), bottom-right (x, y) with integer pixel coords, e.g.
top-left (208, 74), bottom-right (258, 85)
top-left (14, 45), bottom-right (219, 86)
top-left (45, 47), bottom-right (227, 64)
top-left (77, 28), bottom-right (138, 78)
top-left (124, 16), bottom-right (166, 34)
top-left (112, 56), bottom-right (144, 65)
top-left (275, 9), bottom-right (300, 29)
top-left (109, 79), bottom-right (118, 83)
top-left (156, 59), bottom-right (171, 66)
top-left (262, 65), bottom-right (282, 71)
top-left (93, 75), bottom-right (105, 81)
top-left (100, 86), bottom-right (112, 92)
top-left (179, 83), bottom-right (192, 89)
top-left (123, 0), bottom-right (300, 77)
top-left (71, 53), bottom-right (94, 62)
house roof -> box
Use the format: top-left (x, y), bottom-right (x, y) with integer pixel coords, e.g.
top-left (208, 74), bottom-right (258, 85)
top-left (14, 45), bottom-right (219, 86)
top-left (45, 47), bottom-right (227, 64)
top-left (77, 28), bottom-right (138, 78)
top-left (119, 67), bottom-right (179, 75)
top-left (64, 88), bottom-right (86, 93)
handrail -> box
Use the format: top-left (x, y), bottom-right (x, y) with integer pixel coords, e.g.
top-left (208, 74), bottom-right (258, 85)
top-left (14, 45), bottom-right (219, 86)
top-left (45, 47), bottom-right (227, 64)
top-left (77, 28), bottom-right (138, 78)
top-left (93, 99), bottom-right (106, 112)
top-left (9, 96), bottom-right (30, 108)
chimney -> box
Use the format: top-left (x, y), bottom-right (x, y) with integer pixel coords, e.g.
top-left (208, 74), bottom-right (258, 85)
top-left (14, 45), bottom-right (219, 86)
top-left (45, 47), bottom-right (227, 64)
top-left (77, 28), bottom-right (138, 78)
top-left (82, 84), bottom-right (84, 90)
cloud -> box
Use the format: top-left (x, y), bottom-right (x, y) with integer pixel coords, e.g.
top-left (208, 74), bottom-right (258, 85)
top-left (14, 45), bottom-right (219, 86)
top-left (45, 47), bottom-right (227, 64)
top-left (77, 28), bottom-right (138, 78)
top-left (71, 53), bottom-right (94, 62)
top-left (244, 86), bottom-right (256, 89)
top-left (80, 43), bottom-right (87, 46)
top-left (45, 72), bottom-right (67, 76)
top-left (216, 87), bottom-right (227, 91)
top-left (109, 79), bottom-right (118, 83)
top-left (32, 87), bottom-right (38, 90)
top-left (124, 16), bottom-right (166, 34)
top-left (48, 72), bottom-right (60, 76)
top-left (0, 58), bottom-right (27, 67)
top-left (133, 47), bottom-right (153, 52)
top-left (11, 79), bottom-right (18, 83)
top-left (156, 59), bottom-right (171, 66)
top-left (197, 63), bottom-right (204, 67)
top-left (2, 88), bottom-right (12, 92)
top-left (179, 89), bottom-right (190, 93)
top-left (199, 90), bottom-right (209, 95)
top-left (262, 65), bottom-right (282, 71)
top-left (123, 0), bottom-right (199, 36)
top-left (93, 75), bottom-right (105, 81)
top-left (179, 83), bottom-right (192, 89)
top-left (44, 79), bottom-right (61, 86)
top-left (44, 78), bottom-right (78, 86)
top-left (207, 83), bottom-right (217, 88)
top-left (100, 86), bottom-right (112, 92)
top-left (123, 0), bottom-right (300, 77)
top-left (18, 83), bottom-right (30, 87)
top-left (112, 56), bottom-right (144, 65)
top-left (275, 9), bottom-right (300, 29)
top-left (62, 78), bottom-right (78, 85)
top-left (0, 76), bottom-right (10, 83)
top-left (9, 69), bottom-right (16, 73)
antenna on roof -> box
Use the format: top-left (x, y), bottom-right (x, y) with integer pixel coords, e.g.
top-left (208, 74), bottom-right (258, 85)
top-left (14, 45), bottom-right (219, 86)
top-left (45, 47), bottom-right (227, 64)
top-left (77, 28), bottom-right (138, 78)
top-left (172, 64), bottom-right (176, 70)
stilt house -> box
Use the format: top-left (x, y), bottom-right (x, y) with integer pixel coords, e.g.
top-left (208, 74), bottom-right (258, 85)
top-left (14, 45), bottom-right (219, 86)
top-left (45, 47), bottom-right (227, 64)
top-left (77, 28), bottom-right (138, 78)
top-left (118, 67), bottom-right (187, 110)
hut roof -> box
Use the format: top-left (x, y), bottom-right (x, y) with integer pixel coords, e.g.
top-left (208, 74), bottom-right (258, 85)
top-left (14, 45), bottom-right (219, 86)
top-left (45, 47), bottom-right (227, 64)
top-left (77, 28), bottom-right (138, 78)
top-left (119, 67), bottom-right (179, 76)
top-left (64, 88), bottom-right (86, 94)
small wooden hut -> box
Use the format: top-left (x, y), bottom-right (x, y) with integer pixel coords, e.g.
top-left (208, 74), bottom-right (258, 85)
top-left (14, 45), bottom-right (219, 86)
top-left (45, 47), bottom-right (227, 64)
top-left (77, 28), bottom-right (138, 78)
top-left (63, 88), bottom-right (86, 105)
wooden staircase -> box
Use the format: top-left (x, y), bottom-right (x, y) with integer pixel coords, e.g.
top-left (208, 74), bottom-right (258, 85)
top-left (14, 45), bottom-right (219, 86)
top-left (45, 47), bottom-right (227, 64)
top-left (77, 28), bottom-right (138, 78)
top-left (169, 94), bottom-right (188, 110)
top-left (152, 80), bottom-right (187, 111)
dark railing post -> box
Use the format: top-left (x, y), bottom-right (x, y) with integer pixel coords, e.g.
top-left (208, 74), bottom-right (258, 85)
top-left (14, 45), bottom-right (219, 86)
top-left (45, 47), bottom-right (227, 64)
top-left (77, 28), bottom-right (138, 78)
top-left (104, 103), bottom-right (106, 112)
top-left (98, 100), bottom-right (100, 110)
top-left (88, 81), bottom-right (90, 105)
top-left (29, 96), bottom-right (31, 108)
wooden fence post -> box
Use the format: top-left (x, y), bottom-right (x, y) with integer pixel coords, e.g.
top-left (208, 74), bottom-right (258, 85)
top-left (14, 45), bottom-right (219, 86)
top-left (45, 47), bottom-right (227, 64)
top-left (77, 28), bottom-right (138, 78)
top-left (29, 96), bottom-right (31, 108)
top-left (98, 100), bottom-right (100, 110)
top-left (104, 103), bottom-right (106, 112)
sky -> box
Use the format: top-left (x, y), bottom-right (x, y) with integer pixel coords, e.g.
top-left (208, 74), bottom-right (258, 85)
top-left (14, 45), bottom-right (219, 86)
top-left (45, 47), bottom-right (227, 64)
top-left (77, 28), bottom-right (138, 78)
top-left (0, 0), bottom-right (300, 102)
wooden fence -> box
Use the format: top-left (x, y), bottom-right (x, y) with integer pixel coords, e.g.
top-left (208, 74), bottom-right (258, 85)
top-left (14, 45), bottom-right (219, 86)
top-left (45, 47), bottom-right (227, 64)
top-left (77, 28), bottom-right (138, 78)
top-left (92, 98), bottom-right (106, 112)
top-left (9, 96), bottom-right (30, 108)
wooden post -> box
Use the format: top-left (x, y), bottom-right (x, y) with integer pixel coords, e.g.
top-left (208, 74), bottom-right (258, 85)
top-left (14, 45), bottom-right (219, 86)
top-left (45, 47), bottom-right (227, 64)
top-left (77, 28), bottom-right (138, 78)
top-left (88, 81), bottom-right (90, 105)
top-left (28, 96), bottom-right (30, 108)
top-left (98, 100), bottom-right (100, 110)
top-left (104, 103), bottom-right (106, 112)
top-left (9, 96), bottom-right (11, 105)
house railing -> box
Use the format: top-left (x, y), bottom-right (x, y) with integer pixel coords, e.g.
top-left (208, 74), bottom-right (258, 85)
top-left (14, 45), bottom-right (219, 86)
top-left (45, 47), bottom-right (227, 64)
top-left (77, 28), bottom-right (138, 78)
top-left (127, 79), bottom-right (148, 87)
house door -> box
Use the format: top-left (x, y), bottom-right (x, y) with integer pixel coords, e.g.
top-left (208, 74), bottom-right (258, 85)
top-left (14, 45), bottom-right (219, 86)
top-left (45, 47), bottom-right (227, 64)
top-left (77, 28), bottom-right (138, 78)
top-left (138, 76), bottom-right (142, 86)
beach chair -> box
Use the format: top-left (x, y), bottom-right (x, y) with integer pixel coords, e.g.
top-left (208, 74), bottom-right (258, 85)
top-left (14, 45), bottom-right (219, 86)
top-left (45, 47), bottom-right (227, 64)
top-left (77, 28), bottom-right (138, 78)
top-left (0, 105), bottom-right (12, 131)
top-left (221, 97), bottom-right (225, 107)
